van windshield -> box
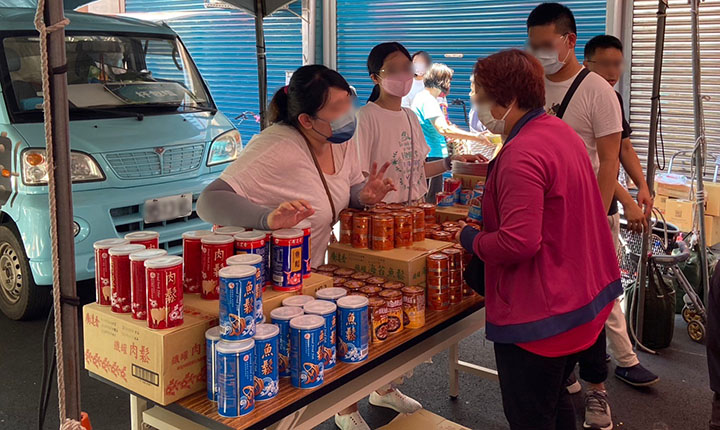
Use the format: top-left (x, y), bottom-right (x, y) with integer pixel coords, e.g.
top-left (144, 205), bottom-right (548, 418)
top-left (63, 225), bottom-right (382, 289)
top-left (1, 33), bottom-right (213, 122)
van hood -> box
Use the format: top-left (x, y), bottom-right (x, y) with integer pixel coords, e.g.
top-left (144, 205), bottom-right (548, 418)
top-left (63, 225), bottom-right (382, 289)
top-left (13, 112), bottom-right (233, 154)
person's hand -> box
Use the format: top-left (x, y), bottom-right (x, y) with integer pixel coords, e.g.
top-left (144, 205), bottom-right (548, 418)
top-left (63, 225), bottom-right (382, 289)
top-left (470, 133), bottom-right (493, 146)
top-left (636, 186), bottom-right (654, 220)
top-left (624, 201), bottom-right (648, 233)
top-left (358, 162), bottom-right (397, 205)
top-left (452, 154), bottom-right (488, 163)
top-left (267, 200), bottom-right (315, 230)
top-left (455, 220), bottom-right (467, 242)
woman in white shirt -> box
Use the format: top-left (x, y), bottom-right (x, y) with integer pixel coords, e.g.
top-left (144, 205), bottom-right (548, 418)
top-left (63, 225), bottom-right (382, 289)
top-left (401, 50), bottom-right (432, 108)
top-left (197, 65), bottom-right (395, 267)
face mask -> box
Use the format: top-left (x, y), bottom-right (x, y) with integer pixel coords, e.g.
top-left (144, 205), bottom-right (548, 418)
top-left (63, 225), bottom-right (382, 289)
top-left (531, 37), bottom-right (571, 75)
top-left (414, 63), bottom-right (427, 75)
top-left (475, 101), bottom-right (513, 135)
top-left (380, 72), bottom-right (414, 97)
top-left (314, 109), bottom-right (357, 144)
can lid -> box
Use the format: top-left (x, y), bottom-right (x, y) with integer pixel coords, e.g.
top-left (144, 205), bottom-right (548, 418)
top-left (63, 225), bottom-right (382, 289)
top-left (218, 265), bottom-right (257, 279)
top-left (205, 326), bottom-right (222, 341)
top-left (125, 231), bottom-right (159, 241)
top-left (289, 314), bottom-right (325, 330)
top-left (282, 295), bottom-right (315, 308)
top-left (216, 338), bottom-right (255, 354)
top-left (337, 295), bottom-right (369, 309)
top-left (368, 297), bottom-right (386, 307)
top-left (253, 323), bottom-right (280, 340)
top-left (401, 285), bottom-right (424, 294)
top-left (226, 254), bottom-right (262, 266)
top-left (233, 231), bottom-right (266, 242)
top-left (379, 289), bottom-right (402, 299)
top-left (144, 255), bottom-right (183, 269)
top-left (315, 287), bottom-right (348, 300)
top-left (201, 234), bottom-right (234, 245)
top-left (108, 244), bottom-right (146, 256)
top-left (182, 230), bottom-right (214, 240)
top-left (129, 249), bottom-right (168, 262)
top-left (272, 228), bottom-right (303, 240)
top-left (215, 226), bottom-right (246, 235)
top-left (93, 238), bottom-right (129, 250)
top-left (303, 300), bottom-right (337, 315)
top-left (270, 306), bottom-right (304, 321)
top-left (255, 230), bottom-right (272, 236)
top-left (293, 220), bottom-right (312, 230)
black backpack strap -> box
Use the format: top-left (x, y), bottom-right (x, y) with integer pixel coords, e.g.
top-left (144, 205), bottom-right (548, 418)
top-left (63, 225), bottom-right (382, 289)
top-left (556, 68), bottom-right (591, 119)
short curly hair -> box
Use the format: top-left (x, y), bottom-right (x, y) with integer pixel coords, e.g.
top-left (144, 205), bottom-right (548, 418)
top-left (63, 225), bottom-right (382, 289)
top-left (473, 49), bottom-right (545, 110)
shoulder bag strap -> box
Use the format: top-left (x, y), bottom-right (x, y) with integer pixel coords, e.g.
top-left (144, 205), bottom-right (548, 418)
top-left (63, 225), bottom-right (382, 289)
top-left (298, 129), bottom-right (338, 224)
top-left (556, 68), bottom-right (591, 119)
top-left (403, 108), bottom-right (416, 204)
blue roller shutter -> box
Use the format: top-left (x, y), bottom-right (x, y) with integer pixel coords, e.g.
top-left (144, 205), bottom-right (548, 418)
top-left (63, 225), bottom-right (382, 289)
top-left (125, 0), bottom-right (303, 144)
top-left (337, 0), bottom-right (607, 127)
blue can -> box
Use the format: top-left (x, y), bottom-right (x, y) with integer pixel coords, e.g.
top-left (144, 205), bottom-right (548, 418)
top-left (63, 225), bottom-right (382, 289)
top-left (234, 231), bottom-right (268, 287)
top-left (216, 339), bottom-right (255, 418)
top-left (336, 296), bottom-right (370, 364)
top-left (205, 326), bottom-right (222, 401)
top-left (315, 287), bottom-right (348, 303)
top-left (293, 220), bottom-right (312, 279)
top-left (289, 314), bottom-right (325, 389)
top-left (271, 229), bottom-right (304, 292)
top-left (256, 230), bottom-right (272, 287)
top-left (227, 254), bottom-right (264, 324)
top-left (468, 204), bottom-right (483, 223)
top-left (270, 306), bottom-right (304, 378)
top-left (219, 265), bottom-right (256, 341)
top-left (253, 323), bottom-right (280, 401)
top-left (304, 300), bottom-right (337, 370)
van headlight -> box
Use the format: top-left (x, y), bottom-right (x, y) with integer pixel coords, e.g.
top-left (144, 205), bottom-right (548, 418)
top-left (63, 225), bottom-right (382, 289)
top-left (207, 129), bottom-right (241, 166)
top-left (21, 149), bottom-right (105, 185)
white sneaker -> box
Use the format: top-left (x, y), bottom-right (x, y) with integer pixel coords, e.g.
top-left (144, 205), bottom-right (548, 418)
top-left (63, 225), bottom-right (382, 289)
top-left (334, 412), bottom-right (371, 430)
top-left (369, 388), bottom-right (422, 414)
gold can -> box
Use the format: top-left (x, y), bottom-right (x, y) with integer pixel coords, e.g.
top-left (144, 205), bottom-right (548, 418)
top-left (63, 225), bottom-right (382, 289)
top-left (359, 285), bottom-right (383, 298)
top-left (379, 289), bottom-right (404, 334)
top-left (383, 281), bottom-right (405, 291)
top-left (334, 267), bottom-right (356, 278)
top-left (401, 286), bottom-right (425, 329)
top-left (369, 297), bottom-right (389, 343)
top-left (365, 276), bottom-right (387, 287)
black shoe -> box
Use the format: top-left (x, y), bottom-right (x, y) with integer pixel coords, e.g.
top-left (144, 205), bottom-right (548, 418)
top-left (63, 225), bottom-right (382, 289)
top-left (566, 372), bottom-right (582, 394)
top-left (614, 363), bottom-right (659, 387)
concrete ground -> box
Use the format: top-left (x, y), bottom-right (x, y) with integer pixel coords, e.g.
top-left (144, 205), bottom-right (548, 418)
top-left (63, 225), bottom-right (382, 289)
top-left (0, 282), bottom-right (712, 430)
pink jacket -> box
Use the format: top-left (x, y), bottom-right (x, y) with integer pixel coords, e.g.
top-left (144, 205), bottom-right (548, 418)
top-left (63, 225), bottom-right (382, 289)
top-left (461, 111), bottom-right (621, 345)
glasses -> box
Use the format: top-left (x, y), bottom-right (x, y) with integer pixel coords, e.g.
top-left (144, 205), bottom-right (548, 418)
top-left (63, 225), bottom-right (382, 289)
top-left (586, 60), bottom-right (623, 69)
top-left (379, 65), bottom-right (414, 76)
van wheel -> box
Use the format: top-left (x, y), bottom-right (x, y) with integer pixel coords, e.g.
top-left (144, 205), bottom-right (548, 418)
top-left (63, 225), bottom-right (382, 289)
top-left (0, 226), bottom-right (50, 320)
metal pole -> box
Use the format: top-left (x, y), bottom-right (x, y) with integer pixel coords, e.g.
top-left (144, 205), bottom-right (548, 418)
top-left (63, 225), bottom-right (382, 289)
top-left (636, 0), bottom-right (668, 348)
top-left (302, 0), bottom-right (317, 65)
top-left (691, 0), bottom-right (711, 306)
top-left (254, 0), bottom-right (268, 129)
top-left (45, 0), bottom-right (82, 421)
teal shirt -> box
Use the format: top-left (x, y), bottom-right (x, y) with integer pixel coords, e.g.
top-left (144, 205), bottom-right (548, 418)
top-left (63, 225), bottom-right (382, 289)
top-left (411, 90), bottom-right (448, 158)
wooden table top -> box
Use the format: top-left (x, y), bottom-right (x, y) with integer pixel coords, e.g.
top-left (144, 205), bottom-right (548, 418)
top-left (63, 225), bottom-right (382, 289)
top-left (166, 294), bottom-right (485, 430)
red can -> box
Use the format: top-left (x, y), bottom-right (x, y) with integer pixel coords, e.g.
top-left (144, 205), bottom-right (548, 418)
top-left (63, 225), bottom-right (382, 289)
top-left (201, 234), bottom-right (235, 300)
top-left (444, 178), bottom-right (462, 195)
top-left (129, 249), bottom-right (167, 320)
top-left (351, 213), bottom-right (371, 249)
top-left (441, 248), bottom-right (463, 271)
top-left (404, 208), bottom-right (426, 242)
top-left (93, 238), bottom-right (129, 306)
top-left (339, 209), bottom-right (357, 245)
top-left (145, 255), bottom-right (184, 329)
top-left (125, 231), bottom-right (160, 249)
top-left (109, 244), bottom-right (146, 313)
top-left (182, 230), bottom-right (214, 294)
top-left (214, 226), bottom-right (246, 236)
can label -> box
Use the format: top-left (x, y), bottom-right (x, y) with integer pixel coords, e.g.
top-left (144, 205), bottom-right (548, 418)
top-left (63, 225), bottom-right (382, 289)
top-left (236, 238), bottom-right (268, 288)
top-left (273, 319), bottom-right (292, 378)
top-left (95, 248), bottom-right (112, 306)
top-left (183, 237), bottom-right (203, 293)
top-left (290, 325), bottom-right (325, 389)
top-left (217, 348), bottom-right (255, 417)
top-left (254, 336), bottom-right (279, 401)
top-left (370, 304), bottom-right (389, 343)
top-left (146, 264), bottom-right (184, 329)
top-left (384, 300), bottom-right (404, 334)
top-left (110, 254), bottom-right (132, 313)
top-left (299, 227), bottom-right (312, 279)
top-left (468, 205), bottom-right (483, 223)
top-left (337, 306), bottom-right (369, 363)
top-left (272, 236), bottom-right (303, 291)
top-left (206, 337), bottom-right (219, 401)
top-left (130, 259), bottom-right (148, 320)
top-left (402, 290), bottom-right (426, 329)
top-left (201, 242), bottom-right (234, 300)
top-left (219, 274), bottom-right (256, 340)
top-left (128, 238), bottom-right (159, 249)
top-left (319, 313), bottom-right (336, 369)
top-left (459, 189), bottom-right (473, 206)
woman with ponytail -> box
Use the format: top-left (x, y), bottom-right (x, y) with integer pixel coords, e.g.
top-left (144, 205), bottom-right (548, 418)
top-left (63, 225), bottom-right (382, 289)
top-left (197, 65), bottom-right (395, 267)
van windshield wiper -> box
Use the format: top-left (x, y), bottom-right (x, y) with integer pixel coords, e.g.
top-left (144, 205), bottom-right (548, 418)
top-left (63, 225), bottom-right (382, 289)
top-left (70, 106), bottom-right (145, 121)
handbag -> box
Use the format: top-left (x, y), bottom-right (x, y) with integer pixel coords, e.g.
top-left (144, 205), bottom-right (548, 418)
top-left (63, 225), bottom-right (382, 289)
top-left (626, 259), bottom-right (676, 349)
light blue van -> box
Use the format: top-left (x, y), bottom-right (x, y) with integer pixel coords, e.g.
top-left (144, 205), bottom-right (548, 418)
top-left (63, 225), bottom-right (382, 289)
top-left (0, 8), bottom-right (239, 319)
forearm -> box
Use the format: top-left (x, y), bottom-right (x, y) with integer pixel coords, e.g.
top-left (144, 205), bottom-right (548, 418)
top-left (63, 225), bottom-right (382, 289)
top-left (424, 159), bottom-right (449, 178)
top-left (597, 161), bottom-right (619, 213)
top-left (197, 179), bottom-right (271, 229)
top-left (349, 182), bottom-right (366, 210)
top-left (615, 182), bottom-right (636, 208)
top-left (620, 138), bottom-right (649, 191)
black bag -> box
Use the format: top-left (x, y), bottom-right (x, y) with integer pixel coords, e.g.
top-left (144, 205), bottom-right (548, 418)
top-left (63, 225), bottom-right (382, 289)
top-left (627, 259), bottom-right (676, 349)
top-left (464, 255), bottom-right (485, 296)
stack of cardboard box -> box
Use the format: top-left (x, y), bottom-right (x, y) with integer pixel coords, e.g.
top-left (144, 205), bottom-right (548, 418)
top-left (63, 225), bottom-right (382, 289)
top-left (655, 175), bottom-right (720, 246)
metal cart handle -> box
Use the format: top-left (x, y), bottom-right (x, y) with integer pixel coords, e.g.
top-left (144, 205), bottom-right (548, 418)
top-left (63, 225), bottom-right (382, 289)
top-left (651, 240), bottom-right (691, 266)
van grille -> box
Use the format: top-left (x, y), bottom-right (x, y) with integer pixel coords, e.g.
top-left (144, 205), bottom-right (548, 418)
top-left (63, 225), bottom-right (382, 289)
top-left (109, 194), bottom-right (209, 255)
top-left (104, 144), bottom-right (205, 179)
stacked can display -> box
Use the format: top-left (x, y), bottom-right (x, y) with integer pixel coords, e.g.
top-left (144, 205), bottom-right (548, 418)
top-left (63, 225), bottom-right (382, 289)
top-left (182, 230), bottom-right (214, 293)
top-left (201, 234), bottom-right (235, 300)
top-left (271, 229), bottom-right (304, 291)
top-left (392, 212), bottom-right (413, 247)
top-left (289, 314), bottom-right (325, 388)
top-left (216, 338), bottom-right (255, 417)
top-left (227, 254), bottom-right (264, 324)
top-left (270, 306), bottom-right (304, 378)
top-left (371, 215), bottom-right (394, 251)
top-left (426, 253), bottom-right (450, 310)
top-left (108, 244), bottom-right (146, 313)
top-left (336, 296), bottom-right (369, 363)
top-left (93, 238), bottom-right (128, 306)
top-left (234, 231), bottom-right (269, 291)
top-left (442, 248), bottom-right (464, 305)
top-left (129, 249), bottom-right (167, 320)
top-left (253, 323), bottom-right (280, 401)
top-left (304, 300), bottom-right (337, 370)
top-left (218, 265), bottom-right (256, 340)
top-left (144, 255), bottom-right (184, 329)
top-left (205, 326), bottom-right (222, 401)
top-left (351, 213), bottom-right (371, 249)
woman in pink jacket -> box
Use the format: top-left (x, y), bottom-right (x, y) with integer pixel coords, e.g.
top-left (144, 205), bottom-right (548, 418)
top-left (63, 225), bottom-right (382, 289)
top-left (458, 49), bottom-right (622, 430)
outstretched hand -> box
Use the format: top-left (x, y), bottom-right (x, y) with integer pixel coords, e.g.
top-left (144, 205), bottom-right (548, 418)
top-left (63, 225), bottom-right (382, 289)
top-left (358, 162), bottom-right (397, 206)
top-left (267, 200), bottom-right (315, 230)
top-left (452, 154), bottom-right (488, 163)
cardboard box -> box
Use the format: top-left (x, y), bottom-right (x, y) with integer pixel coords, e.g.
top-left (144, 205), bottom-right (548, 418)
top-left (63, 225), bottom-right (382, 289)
top-left (435, 205), bottom-right (469, 223)
top-left (706, 215), bottom-right (720, 247)
top-left (655, 174), bottom-right (691, 199)
top-left (379, 409), bottom-right (471, 430)
top-left (83, 299), bottom-right (217, 405)
top-left (705, 182), bottom-right (720, 216)
top-left (665, 199), bottom-right (695, 232)
top-left (452, 174), bottom-right (485, 190)
top-left (656, 195), bottom-right (670, 214)
top-left (327, 240), bottom-right (452, 286)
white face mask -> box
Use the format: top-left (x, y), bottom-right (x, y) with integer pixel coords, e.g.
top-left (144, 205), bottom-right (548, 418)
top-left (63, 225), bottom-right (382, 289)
top-left (530, 35), bottom-right (571, 75)
top-left (475, 101), bottom-right (513, 135)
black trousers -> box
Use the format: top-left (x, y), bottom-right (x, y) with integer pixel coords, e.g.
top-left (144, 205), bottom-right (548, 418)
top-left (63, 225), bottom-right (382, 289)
top-left (426, 156), bottom-right (444, 203)
top-left (708, 263), bottom-right (720, 428)
top-left (494, 330), bottom-right (607, 430)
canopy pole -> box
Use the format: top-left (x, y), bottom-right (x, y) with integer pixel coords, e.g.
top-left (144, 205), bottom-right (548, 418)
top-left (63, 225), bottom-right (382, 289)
top-left (635, 0), bottom-right (668, 349)
top-left (255, 0), bottom-right (268, 129)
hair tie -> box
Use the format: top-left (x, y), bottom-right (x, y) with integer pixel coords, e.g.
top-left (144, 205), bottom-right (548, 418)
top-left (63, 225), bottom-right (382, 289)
top-left (283, 85), bottom-right (289, 95)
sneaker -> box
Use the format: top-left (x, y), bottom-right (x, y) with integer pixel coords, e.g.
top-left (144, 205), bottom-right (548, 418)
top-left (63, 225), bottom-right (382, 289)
top-left (614, 364), bottom-right (659, 387)
top-left (566, 372), bottom-right (582, 394)
top-left (369, 388), bottom-right (422, 414)
top-left (584, 390), bottom-right (613, 430)
top-left (334, 412), bottom-right (371, 430)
